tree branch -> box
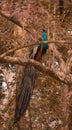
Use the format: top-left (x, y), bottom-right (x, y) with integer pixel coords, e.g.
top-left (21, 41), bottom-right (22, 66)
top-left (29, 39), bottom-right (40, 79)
top-left (0, 55), bottom-right (71, 86)
top-left (0, 11), bottom-right (31, 33)
top-left (0, 11), bottom-right (23, 27)
top-left (0, 40), bottom-right (71, 58)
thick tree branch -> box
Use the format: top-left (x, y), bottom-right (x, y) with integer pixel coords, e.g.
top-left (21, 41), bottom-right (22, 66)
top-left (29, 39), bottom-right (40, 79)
top-left (0, 56), bottom-right (72, 86)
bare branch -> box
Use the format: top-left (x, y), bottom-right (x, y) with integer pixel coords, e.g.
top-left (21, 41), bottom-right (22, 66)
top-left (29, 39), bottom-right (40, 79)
top-left (0, 40), bottom-right (72, 58)
top-left (0, 55), bottom-right (71, 86)
top-left (0, 11), bottom-right (23, 27)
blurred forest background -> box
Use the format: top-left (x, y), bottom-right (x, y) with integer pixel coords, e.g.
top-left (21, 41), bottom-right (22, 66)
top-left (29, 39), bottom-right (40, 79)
top-left (0, 0), bottom-right (72, 130)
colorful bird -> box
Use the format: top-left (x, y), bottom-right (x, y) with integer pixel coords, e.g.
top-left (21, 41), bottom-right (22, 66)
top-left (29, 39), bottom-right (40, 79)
top-left (30, 29), bottom-right (48, 61)
top-left (14, 29), bottom-right (48, 124)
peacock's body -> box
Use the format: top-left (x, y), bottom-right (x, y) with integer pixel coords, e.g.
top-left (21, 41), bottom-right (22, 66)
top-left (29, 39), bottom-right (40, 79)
top-left (31, 30), bottom-right (48, 61)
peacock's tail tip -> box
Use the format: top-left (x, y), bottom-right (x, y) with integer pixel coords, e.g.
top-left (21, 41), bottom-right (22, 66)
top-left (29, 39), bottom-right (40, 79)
top-left (14, 116), bottom-right (20, 124)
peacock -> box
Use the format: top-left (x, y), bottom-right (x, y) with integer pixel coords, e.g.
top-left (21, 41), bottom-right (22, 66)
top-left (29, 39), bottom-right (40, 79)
top-left (30, 29), bottom-right (48, 61)
top-left (14, 29), bottom-right (48, 123)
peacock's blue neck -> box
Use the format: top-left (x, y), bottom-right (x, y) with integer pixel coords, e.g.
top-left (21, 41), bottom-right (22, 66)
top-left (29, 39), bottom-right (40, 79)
top-left (42, 31), bottom-right (48, 49)
top-left (42, 31), bottom-right (48, 41)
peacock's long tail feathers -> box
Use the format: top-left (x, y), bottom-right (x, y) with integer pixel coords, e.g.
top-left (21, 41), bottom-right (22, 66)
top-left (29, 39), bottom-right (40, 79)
top-left (14, 65), bottom-right (36, 123)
